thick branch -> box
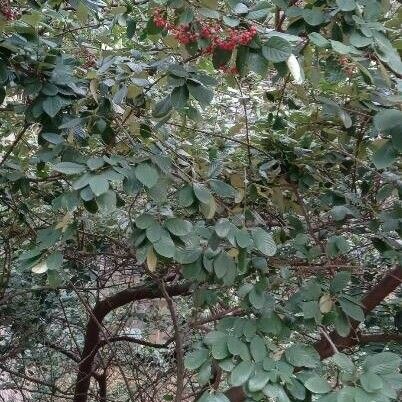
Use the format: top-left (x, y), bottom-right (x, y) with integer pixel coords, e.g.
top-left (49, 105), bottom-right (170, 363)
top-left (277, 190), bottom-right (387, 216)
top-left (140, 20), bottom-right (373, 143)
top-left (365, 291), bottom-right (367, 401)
top-left (359, 333), bottom-right (402, 344)
top-left (314, 265), bottom-right (402, 359)
top-left (224, 266), bottom-right (402, 402)
top-left (73, 281), bottom-right (190, 402)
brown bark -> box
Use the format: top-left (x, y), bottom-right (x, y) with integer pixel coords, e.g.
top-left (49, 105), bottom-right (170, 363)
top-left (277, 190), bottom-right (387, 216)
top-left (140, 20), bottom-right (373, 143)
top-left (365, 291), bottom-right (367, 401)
top-left (97, 372), bottom-right (107, 402)
top-left (224, 265), bottom-right (402, 402)
top-left (73, 281), bottom-right (190, 402)
top-left (314, 265), bottom-right (402, 359)
top-left (359, 333), bottom-right (402, 344)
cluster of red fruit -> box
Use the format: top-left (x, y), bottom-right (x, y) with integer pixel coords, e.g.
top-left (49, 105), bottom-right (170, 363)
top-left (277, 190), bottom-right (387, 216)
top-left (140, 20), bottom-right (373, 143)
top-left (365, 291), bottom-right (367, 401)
top-left (152, 9), bottom-right (257, 52)
top-left (214, 26), bottom-right (257, 50)
top-left (0, 0), bottom-right (16, 21)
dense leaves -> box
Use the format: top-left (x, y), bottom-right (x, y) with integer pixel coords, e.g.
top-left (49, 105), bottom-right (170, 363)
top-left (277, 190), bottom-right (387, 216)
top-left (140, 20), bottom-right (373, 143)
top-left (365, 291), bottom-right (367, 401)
top-left (0, 0), bottom-right (401, 401)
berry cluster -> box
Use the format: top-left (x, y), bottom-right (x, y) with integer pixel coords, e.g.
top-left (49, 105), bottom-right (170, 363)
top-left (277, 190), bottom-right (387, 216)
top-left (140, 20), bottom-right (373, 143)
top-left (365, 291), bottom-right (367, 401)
top-left (153, 8), bottom-right (172, 29)
top-left (214, 26), bottom-right (257, 51)
top-left (0, 0), bottom-right (16, 20)
top-left (173, 25), bottom-right (198, 45)
top-left (152, 9), bottom-right (257, 53)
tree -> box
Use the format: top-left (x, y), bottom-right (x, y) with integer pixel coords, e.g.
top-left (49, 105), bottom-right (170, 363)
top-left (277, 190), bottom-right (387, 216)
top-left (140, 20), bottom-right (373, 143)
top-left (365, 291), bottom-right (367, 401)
top-left (0, 0), bottom-right (402, 401)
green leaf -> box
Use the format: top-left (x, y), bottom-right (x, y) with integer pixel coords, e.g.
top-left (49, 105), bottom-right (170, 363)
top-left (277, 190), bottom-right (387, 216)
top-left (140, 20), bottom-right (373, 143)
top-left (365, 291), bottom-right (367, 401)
top-left (135, 163), bottom-right (159, 188)
top-left (287, 379), bottom-right (306, 401)
top-left (258, 313), bottom-right (282, 335)
top-left (198, 392), bottom-right (230, 402)
top-left (197, 361), bottom-right (212, 386)
top-left (230, 361), bottom-right (254, 386)
top-left (135, 214), bottom-right (155, 229)
top-left (87, 157), bottom-right (105, 171)
top-left (227, 336), bottom-right (250, 360)
top-left (215, 218), bottom-right (231, 238)
top-left (262, 37), bottom-right (292, 63)
top-left (334, 310), bottom-right (350, 337)
top-left (336, 0), bottom-right (356, 11)
top-left (337, 387), bottom-right (355, 402)
top-left (184, 348), bottom-right (209, 370)
top-left (126, 18), bottom-right (136, 38)
top-left (309, 32), bottom-right (330, 47)
top-left (41, 132), bottom-right (64, 144)
top-left (165, 218), bottom-right (192, 236)
top-left (250, 335), bottom-right (266, 362)
top-left (263, 384), bottom-right (290, 402)
top-left (223, 16), bottom-right (240, 27)
top-left (235, 229), bottom-right (253, 248)
top-left (0, 86), bottom-right (5, 105)
top-left (199, 8), bottom-right (221, 19)
top-left (171, 85), bottom-right (189, 110)
top-left (303, 8), bottom-right (324, 26)
top-left (204, 330), bottom-right (227, 346)
top-left (153, 96), bottom-right (172, 118)
top-left (285, 344), bottom-right (320, 368)
top-left (330, 271), bottom-right (351, 293)
top-left (43, 96), bottom-right (64, 117)
top-left (339, 297), bottom-right (364, 322)
top-left (304, 375), bottom-right (331, 394)
top-left (179, 8), bottom-right (194, 24)
top-left (89, 176), bottom-right (109, 196)
top-left (175, 247), bottom-right (202, 264)
top-left (187, 82), bottom-right (214, 105)
top-left (373, 140), bottom-right (397, 169)
top-left (248, 369), bottom-right (270, 392)
top-left (374, 109), bottom-right (402, 151)
top-left (178, 185), bottom-right (194, 207)
top-left (153, 232), bottom-right (175, 258)
top-left (360, 372), bottom-right (383, 393)
top-left (252, 228), bottom-right (277, 256)
top-left (248, 288), bottom-right (265, 310)
top-left (97, 190), bottom-right (116, 211)
top-left (193, 182), bottom-right (212, 203)
top-left (214, 252), bottom-right (235, 279)
top-left (209, 179), bottom-right (236, 198)
top-left (212, 48), bottom-right (232, 69)
top-left (53, 162), bottom-right (86, 175)
top-left (363, 352), bottom-right (401, 375)
top-left (249, 51), bottom-right (269, 76)
top-left (211, 338), bottom-right (229, 359)
top-left (146, 223), bottom-right (164, 242)
top-left (46, 252), bottom-right (63, 270)
top-left (236, 45), bottom-right (250, 76)
top-left (332, 353), bottom-right (355, 373)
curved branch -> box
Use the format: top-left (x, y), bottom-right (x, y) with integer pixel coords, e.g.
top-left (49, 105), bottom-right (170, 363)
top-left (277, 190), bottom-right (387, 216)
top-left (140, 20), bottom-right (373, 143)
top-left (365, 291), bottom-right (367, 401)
top-left (97, 335), bottom-right (173, 350)
top-left (73, 281), bottom-right (191, 402)
top-left (224, 265), bottom-right (402, 402)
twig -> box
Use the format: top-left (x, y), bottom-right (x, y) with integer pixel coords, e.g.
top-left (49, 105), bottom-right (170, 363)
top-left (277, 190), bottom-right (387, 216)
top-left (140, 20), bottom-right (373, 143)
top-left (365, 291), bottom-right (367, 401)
top-left (319, 327), bottom-right (339, 354)
top-left (157, 279), bottom-right (184, 402)
top-left (235, 77), bottom-right (252, 167)
top-left (0, 125), bottom-right (29, 167)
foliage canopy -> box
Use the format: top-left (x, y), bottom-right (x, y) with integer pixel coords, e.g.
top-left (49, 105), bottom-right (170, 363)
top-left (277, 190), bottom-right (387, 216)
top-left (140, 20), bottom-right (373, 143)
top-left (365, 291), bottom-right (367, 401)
top-left (0, 0), bottom-right (402, 401)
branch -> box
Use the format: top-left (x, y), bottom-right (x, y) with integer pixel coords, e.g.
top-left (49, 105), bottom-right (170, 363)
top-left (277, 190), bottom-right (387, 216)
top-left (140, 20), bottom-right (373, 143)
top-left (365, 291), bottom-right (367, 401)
top-left (97, 335), bottom-right (173, 350)
top-left (314, 265), bottom-right (402, 359)
top-left (359, 333), bottom-right (402, 344)
top-left (158, 279), bottom-right (185, 402)
top-left (0, 125), bottom-right (29, 167)
top-left (73, 281), bottom-right (191, 402)
top-left (223, 265), bottom-right (402, 402)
